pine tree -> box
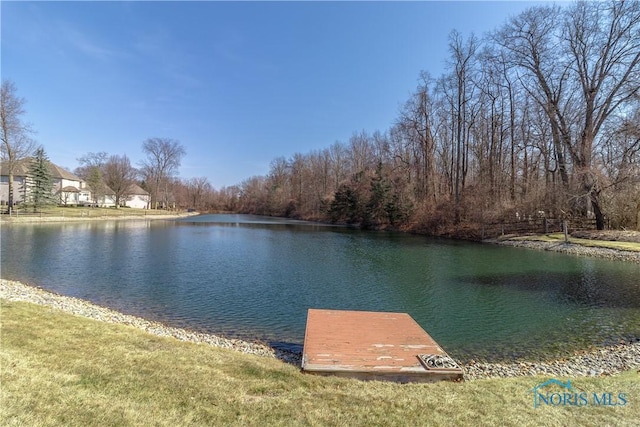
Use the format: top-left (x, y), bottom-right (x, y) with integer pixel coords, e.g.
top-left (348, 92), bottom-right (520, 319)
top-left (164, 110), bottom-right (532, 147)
top-left (366, 164), bottom-right (392, 227)
top-left (24, 147), bottom-right (56, 212)
top-left (329, 183), bottom-right (360, 224)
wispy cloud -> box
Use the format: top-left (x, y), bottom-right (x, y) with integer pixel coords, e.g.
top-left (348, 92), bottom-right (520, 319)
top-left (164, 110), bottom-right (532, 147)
top-left (2, 3), bottom-right (122, 64)
top-left (57, 24), bottom-right (118, 62)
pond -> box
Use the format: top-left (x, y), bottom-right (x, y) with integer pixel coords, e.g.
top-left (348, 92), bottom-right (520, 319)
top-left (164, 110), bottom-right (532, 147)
top-left (2, 214), bottom-right (639, 362)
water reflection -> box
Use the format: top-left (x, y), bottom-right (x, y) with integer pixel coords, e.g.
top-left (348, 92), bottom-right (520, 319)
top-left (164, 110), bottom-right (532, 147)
top-left (2, 214), bottom-right (639, 362)
top-left (472, 271), bottom-right (640, 308)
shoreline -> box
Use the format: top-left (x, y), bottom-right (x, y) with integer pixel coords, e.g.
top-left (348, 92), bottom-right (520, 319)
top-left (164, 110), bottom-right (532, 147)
top-left (5, 209), bottom-right (639, 265)
top-left (2, 279), bottom-right (638, 381)
top-left (0, 211), bottom-right (199, 223)
top-left (486, 237), bottom-right (640, 264)
top-left (0, 279), bottom-right (299, 364)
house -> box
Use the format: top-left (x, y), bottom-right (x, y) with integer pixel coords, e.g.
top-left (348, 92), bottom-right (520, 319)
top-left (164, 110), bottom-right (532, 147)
top-left (87, 184), bottom-right (150, 209)
top-left (1, 158), bottom-right (152, 210)
top-left (0, 158), bottom-right (87, 206)
top-left (126, 184), bottom-right (150, 209)
top-left (102, 187), bottom-right (117, 208)
top-left (0, 162), bottom-right (27, 206)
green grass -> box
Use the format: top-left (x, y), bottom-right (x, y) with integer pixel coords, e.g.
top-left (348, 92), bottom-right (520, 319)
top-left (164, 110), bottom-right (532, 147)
top-left (510, 233), bottom-right (640, 252)
top-left (2, 206), bottom-right (183, 219)
top-left (1, 300), bottom-right (639, 426)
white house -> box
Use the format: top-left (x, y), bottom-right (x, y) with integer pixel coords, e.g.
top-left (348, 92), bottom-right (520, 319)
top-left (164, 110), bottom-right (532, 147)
top-left (89, 184), bottom-right (150, 209)
top-left (0, 158), bottom-right (87, 207)
top-left (93, 186), bottom-right (116, 208)
top-left (125, 184), bottom-right (150, 209)
top-left (1, 158), bottom-right (152, 210)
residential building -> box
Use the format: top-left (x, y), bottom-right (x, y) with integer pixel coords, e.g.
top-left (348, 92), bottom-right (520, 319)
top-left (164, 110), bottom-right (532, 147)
top-left (126, 184), bottom-right (150, 209)
top-left (1, 158), bottom-right (153, 210)
top-left (0, 158), bottom-right (87, 207)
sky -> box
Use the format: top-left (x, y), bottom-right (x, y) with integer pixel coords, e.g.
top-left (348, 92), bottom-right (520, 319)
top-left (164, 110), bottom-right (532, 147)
top-left (2, 1), bottom-right (548, 189)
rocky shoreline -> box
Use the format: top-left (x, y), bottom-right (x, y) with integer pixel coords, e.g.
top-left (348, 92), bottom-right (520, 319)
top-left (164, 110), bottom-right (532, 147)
top-left (0, 279), bottom-right (299, 364)
top-left (2, 279), bottom-right (638, 381)
top-left (487, 237), bottom-right (640, 264)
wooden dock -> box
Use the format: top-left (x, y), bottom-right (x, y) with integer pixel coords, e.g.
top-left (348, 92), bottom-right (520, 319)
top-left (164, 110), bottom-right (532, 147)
top-left (302, 309), bottom-right (463, 383)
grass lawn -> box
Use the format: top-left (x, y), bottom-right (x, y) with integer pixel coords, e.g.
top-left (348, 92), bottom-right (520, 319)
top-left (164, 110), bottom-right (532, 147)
top-left (2, 206), bottom-right (183, 218)
top-left (509, 233), bottom-right (640, 252)
top-left (1, 300), bottom-right (638, 426)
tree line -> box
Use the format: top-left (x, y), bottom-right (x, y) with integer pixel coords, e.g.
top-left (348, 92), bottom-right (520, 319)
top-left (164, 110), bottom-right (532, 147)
top-left (217, 0), bottom-right (640, 233)
top-left (73, 138), bottom-right (187, 209)
top-left (3, 1), bottom-right (639, 232)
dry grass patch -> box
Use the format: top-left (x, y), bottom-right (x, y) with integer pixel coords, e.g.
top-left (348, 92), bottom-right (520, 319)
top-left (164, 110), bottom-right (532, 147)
top-left (2, 300), bottom-right (639, 426)
top-left (511, 233), bottom-right (640, 252)
top-left (571, 230), bottom-right (640, 244)
top-left (1, 206), bottom-right (185, 219)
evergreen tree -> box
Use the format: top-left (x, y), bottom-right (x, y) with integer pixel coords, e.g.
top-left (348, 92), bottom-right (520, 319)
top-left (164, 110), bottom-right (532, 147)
top-left (366, 164), bottom-right (392, 227)
top-left (364, 164), bottom-right (411, 228)
top-left (24, 147), bottom-right (56, 212)
top-left (329, 183), bottom-right (360, 224)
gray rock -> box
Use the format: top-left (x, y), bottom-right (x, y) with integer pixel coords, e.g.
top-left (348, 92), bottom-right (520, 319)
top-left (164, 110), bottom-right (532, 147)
top-left (2, 279), bottom-right (637, 379)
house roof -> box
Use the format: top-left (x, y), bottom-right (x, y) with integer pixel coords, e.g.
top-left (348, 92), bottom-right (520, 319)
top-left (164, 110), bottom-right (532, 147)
top-left (128, 183), bottom-right (149, 196)
top-left (0, 158), bottom-right (82, 181)
top-left (49, 162), bottom-right (82, 181)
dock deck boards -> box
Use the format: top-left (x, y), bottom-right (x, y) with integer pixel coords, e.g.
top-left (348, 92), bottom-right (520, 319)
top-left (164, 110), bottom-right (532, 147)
top-left (302, 309), bottom-right (463, 383)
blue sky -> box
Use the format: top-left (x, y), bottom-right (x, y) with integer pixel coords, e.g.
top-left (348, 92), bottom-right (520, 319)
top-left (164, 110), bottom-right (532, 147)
top-left (2, 1), bottom-right (546, 188)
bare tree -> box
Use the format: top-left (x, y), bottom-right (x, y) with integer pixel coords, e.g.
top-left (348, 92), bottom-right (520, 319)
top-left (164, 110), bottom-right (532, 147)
top-left (140, 138), bottom-right (186, 209)
top-left (565, 0), bottom-right (640, 229)
top-left (103, 154), bottom-right (137, 208)
top-left (266, 156), bottom-right (290, 215)
top-left (238, 175), bottom-right (268, 214)
top-left (600, 99), bottom-right (640, 228)
top-left (446, 30), bottom-right (479, 223)
top-left (397, 72), bottom-right (437, 207)
top-left (348, 131), bottom-right (374, 174)
top-left (0, 80), bottom-right (36, 213)
top-left (288, 152), bottom-right (307, 208)
top-left (186, 177), bottom-right (212, 210)
top-left (496, 0), bottom-right (640, 229)
top-left (74, 152), bottom-right (108, 179)
top-left (328, 142), bottom-right (348, 191)
top-left (75, 152), bottom-right (109, 205)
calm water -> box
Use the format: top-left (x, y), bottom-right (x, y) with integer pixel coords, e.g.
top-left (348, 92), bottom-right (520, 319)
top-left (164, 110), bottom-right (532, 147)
top-left (2, 214), bottom-right (639, 361)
